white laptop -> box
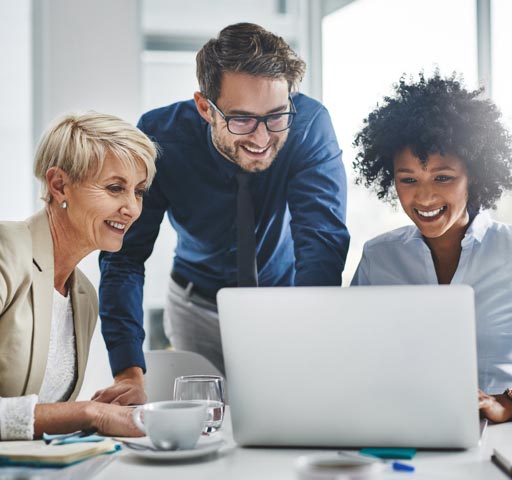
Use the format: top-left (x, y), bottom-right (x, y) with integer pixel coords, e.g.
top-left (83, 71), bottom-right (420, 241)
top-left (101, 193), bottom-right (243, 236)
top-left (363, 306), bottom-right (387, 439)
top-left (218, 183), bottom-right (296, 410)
top-left (217, 285), bottom-right (480, 449)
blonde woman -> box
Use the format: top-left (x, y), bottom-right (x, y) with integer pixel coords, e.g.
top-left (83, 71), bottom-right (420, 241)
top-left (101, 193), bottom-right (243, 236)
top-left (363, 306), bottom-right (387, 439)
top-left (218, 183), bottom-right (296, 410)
top-left (0, 112), bottom-right (157, 439)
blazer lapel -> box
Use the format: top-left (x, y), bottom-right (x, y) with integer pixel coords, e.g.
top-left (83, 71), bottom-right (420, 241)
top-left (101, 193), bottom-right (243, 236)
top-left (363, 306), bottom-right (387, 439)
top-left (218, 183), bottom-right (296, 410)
top-left (22, 210), bottom-right (95, 400)
top-left (24, 210), bottom-right (54, 395)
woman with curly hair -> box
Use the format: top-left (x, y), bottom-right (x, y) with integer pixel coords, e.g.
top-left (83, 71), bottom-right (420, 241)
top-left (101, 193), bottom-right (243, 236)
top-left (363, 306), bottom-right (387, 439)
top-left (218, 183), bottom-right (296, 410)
top-left (352, 72), bottom-right (512, 423)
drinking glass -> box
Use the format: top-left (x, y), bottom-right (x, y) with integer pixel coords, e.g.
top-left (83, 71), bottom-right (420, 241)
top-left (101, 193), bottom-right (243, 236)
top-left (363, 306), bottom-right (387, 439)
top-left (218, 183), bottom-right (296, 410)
top-left (173, 375), bottom-right (225, 433)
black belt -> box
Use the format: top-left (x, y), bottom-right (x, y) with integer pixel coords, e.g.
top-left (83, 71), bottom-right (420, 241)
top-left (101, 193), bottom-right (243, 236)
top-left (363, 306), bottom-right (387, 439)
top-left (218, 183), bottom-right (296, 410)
top-left (171, 271), bottom-right (217, 304)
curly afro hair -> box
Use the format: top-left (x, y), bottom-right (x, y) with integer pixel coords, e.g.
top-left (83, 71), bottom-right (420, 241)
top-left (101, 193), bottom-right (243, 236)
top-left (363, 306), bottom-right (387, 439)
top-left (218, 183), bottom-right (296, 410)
top-left (353, 72), bottom-right (512, 211)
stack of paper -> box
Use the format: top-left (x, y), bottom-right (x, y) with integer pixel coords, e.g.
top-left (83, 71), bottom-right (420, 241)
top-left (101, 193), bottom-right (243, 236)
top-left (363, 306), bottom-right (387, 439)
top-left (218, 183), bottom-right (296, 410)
top-left (0, 439), bottom-right (119, 467)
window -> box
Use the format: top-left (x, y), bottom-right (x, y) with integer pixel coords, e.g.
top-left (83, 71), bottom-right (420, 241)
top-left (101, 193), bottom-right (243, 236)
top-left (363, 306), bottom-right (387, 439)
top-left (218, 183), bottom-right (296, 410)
top-left (491, 0), bottom-right (512, 221)
top-left (0, 1), bottom-right (32, 220)
top-left (323, 0), bottom-right (478, 282)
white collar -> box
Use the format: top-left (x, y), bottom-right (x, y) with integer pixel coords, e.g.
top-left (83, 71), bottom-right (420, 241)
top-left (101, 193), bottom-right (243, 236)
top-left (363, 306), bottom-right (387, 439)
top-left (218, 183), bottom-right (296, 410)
top-left (403, 210), bottom-right (492, 246)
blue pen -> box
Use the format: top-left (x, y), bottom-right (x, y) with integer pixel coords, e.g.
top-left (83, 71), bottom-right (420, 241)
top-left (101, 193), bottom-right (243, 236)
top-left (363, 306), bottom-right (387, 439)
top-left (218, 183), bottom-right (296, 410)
top-left (392, 461), bottom-right (415, 472)
top-left (337, 451), bottom-right (415, 473)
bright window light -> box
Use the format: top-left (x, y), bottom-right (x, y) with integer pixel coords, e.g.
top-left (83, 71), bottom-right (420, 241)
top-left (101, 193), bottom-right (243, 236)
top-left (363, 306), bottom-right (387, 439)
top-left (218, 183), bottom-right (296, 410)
top-left (323, 0), bottom-right (477, 283)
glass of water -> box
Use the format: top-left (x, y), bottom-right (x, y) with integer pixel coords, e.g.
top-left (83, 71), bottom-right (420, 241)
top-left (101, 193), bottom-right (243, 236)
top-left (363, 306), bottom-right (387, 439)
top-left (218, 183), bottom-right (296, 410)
top-left (173, 375), bottom-right (225, 433)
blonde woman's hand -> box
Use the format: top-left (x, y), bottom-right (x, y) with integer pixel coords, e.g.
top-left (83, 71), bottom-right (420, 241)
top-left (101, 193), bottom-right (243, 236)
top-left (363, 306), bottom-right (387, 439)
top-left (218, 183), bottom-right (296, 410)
top-left (88, 402), bottom-right (144, 437)
top-left (34, 401), bottom-right (143, 438)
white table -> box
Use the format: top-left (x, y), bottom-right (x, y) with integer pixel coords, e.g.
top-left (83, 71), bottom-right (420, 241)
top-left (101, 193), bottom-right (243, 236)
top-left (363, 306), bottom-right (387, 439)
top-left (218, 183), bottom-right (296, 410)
top-left (93, 410), bottom-right (512, 480)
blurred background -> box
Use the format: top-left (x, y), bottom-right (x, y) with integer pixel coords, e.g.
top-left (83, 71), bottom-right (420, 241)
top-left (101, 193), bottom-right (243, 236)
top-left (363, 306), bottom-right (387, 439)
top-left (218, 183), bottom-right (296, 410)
top-left (1, 0), bottom-right (511, 393)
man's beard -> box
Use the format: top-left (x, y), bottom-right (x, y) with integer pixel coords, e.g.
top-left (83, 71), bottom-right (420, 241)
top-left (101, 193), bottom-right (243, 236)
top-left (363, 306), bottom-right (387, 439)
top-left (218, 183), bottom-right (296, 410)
top-left (211, 120), bottom-right (287, 173)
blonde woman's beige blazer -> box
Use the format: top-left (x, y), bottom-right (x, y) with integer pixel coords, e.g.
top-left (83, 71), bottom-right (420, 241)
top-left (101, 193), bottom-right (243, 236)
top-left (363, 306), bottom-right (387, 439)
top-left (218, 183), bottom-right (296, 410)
top-left (0, 209), bottom-right (98, 400)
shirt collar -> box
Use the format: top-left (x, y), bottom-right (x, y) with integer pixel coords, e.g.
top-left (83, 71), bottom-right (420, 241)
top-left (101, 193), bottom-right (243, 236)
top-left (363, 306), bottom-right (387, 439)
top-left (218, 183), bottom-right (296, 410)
top-left (402, 210), bottom-right (491, 246)
top-left (462, 210), bottom-right (492, 244)
top-left (402, 225), bottom-right (424, 245)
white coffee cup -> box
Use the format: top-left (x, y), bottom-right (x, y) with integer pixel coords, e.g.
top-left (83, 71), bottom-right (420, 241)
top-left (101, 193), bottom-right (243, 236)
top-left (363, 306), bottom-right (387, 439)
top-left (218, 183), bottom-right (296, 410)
top-left (133, 400), bottom-right (207, 450)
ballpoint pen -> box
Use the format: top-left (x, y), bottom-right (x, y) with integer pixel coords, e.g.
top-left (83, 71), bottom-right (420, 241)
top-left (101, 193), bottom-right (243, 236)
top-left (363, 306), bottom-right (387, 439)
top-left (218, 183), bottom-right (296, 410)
top-left (295, 450), bottom-right (415, 479)
top-left (338, 450), bottom-right (415, 473)
top-left (43, 428), bottom-right (99, 445)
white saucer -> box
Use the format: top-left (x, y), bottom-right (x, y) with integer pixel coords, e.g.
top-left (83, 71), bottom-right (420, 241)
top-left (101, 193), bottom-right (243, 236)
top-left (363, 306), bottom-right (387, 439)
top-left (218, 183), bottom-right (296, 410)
top-left (123, 437), bottom-right (225, 461)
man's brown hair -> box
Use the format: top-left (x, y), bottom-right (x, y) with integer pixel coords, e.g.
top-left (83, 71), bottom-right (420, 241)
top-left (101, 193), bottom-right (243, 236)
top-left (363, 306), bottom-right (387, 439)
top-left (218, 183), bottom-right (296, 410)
top-left (196, 23), bottom-right (306, 101)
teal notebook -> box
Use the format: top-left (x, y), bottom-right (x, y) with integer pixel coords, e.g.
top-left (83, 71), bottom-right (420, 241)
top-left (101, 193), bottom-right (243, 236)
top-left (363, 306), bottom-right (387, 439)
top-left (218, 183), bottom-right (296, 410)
top-left (359, 448), bottom-right (416, 460)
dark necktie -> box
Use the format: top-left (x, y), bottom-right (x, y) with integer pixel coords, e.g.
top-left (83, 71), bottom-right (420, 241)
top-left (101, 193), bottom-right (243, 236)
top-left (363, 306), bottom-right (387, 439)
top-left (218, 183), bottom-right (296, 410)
top-left (236, 173), bottom-right (258, 287)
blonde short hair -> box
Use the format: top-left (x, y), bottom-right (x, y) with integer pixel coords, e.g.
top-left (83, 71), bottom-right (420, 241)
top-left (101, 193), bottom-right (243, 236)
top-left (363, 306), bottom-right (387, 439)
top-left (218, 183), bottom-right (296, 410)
top-left (34, 111), bottom-right (158, 202)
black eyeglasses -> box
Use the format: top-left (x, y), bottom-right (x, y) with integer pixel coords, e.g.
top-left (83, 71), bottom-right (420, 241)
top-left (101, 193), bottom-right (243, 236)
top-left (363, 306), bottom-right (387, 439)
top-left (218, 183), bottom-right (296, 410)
top-left (207, 96), bottom-right (296, 135)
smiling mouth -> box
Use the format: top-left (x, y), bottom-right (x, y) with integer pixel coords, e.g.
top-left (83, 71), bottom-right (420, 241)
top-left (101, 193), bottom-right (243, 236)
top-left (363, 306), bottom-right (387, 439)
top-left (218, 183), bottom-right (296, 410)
top-left (105, 220), bottom-right (127, 232)
top-left (240, 144), bottom-right (270, 156)
top-left (414, 206), bottom-right (447, 218)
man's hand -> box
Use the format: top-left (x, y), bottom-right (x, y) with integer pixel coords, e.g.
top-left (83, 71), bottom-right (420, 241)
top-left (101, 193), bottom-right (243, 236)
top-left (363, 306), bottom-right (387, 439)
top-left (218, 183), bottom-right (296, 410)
top-left (92, 366), bottom-right (147, 405)
top-left (479, 390), bottom-right (512, 423)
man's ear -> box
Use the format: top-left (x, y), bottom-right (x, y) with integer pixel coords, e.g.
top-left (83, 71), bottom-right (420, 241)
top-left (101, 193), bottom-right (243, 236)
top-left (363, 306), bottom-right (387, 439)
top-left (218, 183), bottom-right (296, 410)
top-left (46, 167), bottom-right (69, 203)
top-left (194, 92), bottom-right (212, 124)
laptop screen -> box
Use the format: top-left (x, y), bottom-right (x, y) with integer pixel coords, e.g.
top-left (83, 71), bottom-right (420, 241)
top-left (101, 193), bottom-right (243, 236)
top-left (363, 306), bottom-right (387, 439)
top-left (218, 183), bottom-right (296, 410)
top-left (218, 285), bottom-right (480, 449)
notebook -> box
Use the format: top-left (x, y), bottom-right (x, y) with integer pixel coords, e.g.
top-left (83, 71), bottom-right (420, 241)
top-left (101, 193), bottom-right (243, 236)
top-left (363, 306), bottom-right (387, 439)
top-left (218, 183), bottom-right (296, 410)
top-left (217, 285), bottom-right (480, 449)
top-left (0, 439), bottom-right (119, 467)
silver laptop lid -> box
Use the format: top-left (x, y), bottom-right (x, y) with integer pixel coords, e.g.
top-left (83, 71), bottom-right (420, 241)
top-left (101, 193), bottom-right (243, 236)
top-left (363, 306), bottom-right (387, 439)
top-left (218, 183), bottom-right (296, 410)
top-left (218, 285), bottom-right (480, 449)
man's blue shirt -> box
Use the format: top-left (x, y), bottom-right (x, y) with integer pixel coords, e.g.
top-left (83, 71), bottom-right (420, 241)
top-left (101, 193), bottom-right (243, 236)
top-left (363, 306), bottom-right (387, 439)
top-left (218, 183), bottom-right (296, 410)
top-left (99, 93), bottom-right (350, 375)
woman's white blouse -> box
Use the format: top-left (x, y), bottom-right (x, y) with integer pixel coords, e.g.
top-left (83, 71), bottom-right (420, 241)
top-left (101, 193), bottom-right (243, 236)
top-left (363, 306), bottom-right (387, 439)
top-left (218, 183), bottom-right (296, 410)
top-left (352, 211), bottom-right (512, 394)
top-left (39, 290), bottom-right (77, 403)
top-left (0, 290), bottom-right (76, 440)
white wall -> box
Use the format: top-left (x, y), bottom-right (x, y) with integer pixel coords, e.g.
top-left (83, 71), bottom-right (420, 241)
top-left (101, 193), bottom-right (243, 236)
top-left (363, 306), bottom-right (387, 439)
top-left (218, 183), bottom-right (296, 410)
top-left (33, 0), bottom-right (142, 129)
top-left (33, 0), bottom-right (142, 282)
top-left (0, 1), bottom-right (33, 220)
top-left (142, 0), bottom-right (320, 99)
top-left (143, 0), bottom-right (300, 45)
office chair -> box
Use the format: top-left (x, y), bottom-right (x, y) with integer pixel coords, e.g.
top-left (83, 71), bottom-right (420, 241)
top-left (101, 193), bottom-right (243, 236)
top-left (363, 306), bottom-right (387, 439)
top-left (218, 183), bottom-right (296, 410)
top-left (144, 349), bottom-right (223, 402)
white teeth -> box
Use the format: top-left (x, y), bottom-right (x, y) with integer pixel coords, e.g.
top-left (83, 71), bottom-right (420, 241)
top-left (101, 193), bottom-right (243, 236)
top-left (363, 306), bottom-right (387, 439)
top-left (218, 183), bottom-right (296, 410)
top-left (417, 207), bottom-right (445, 217)
top-left (106, 220), bottom-right (126, 230)
top-left (244, 145), bottom-right (267, 153)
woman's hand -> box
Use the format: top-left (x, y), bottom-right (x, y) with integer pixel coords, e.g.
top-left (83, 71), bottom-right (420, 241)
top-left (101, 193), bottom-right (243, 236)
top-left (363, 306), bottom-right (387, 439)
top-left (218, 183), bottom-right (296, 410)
top-left (478, 390), bottom-right (512, 423)
top-left (86, 402), bottom-right (143, 437)
top-left (34, 401), bottom-right (143, 438)
top-left (92, 366), bottom-right (147, 406)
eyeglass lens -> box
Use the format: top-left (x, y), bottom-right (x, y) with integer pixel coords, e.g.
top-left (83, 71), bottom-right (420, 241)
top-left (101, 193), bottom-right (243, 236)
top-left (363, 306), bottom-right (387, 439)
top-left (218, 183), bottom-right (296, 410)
top-left (228, 113), bottom-right (293, 134)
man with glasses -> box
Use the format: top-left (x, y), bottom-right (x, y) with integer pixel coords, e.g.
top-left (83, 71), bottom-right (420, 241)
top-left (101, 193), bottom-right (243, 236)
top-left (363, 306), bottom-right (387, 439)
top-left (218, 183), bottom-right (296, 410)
top-left (96, 23), bottom-right (349, 404)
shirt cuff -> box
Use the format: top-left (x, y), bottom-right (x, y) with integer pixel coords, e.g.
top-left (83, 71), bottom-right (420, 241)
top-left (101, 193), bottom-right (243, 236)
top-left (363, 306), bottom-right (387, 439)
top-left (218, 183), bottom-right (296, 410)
top-left (108, 340), bottom-right (146, 376)
top-left (0, 394), bottom-right (38, 440)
